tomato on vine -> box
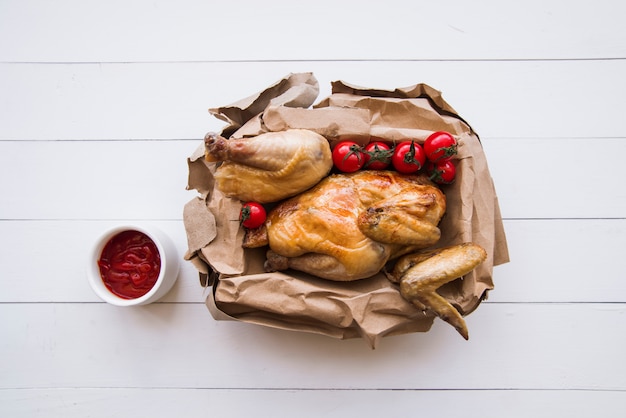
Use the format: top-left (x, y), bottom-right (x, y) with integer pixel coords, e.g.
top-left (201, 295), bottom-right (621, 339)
top-left (363, 141), bottom-right (393, 170)
top-left (427, 160), bottom-right (456, 184)
top-left (239, 202), bottom-right (267, 229)
top-left (424, 131), bottom-right (458, 162)
top-left (391, 141), bottom-right (426, 174)
top-left (332, 140), bottom-right (365, 173)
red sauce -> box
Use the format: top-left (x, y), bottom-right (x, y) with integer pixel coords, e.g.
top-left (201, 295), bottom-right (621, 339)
top-left (97, 230), bottom-right (161, 299)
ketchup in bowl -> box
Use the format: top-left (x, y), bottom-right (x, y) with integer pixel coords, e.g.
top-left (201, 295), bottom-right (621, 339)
top-left (97, 230), bottom-right (161, 299)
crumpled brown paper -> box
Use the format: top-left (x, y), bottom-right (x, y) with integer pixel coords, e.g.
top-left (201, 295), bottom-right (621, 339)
top-left (184, 72), bottom-right (509, 348)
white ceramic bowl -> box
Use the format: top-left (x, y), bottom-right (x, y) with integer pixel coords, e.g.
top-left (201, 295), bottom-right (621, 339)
top-left (87, 224), bottom-right (180, 306)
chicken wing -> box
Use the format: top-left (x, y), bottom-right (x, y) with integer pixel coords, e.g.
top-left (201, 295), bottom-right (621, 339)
top-left (393, 243), bottom-right (487, 340)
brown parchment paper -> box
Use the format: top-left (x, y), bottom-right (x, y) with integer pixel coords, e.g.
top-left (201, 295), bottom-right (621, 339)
top-left (184, 72), bottom-right (509, 348)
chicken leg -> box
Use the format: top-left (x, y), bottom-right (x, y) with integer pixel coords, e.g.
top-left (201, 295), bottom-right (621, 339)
top-left (205, 129), bottom-right (333, 203)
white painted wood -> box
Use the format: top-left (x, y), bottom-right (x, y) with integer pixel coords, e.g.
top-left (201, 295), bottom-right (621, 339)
top-left (482, 137), bottom-right (626, 219)
top-left (1, 0), bottom-right (625, 62)
top-left (2, 59), bottom-right (626, 141)
top-left (0, 140), bottom-right (194, 220)
top-left (490, 219), bottom-right (626, 303)
top-left (1, 0), bottom-right (625, 414)
top-left (1, 303), bottom-right (625, 390)
top-left (0, 388), bottom-right (622, 418)
top-left (1, 219), bottom-right (624, 304)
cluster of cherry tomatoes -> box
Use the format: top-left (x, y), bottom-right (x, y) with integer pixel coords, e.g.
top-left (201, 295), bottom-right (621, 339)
top-left (331, 131), bottom-right (458, 185)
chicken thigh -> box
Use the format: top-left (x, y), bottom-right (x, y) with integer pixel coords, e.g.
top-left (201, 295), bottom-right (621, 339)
top-left (261, 170), bottom-right (447, 281)
top-left (205, 129), bottom-right (333, 203)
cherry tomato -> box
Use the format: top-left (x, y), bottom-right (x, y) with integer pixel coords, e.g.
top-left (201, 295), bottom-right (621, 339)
top-left (424, 131), bottom-right (458, 162)
top-left (239, 202), bottom-right (267, 229)
top-left (391, 141), bottom-right (426, 174)
top-left (363, 141), bottom-right (393, 170)
top-left (332, 140), bottom-right (365, 172)
top-left (427, 160), bottom-right (456, 184)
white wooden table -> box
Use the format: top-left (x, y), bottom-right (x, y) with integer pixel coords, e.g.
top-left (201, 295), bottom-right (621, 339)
top-left (2, 1), bottom-right (625, 416)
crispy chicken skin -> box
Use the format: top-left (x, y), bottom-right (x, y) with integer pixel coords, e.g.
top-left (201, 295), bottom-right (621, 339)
top-left (262, 170), bottom-right (446, 281)
top-left (391, 243), bottom-right (488, 340)
top-left (205, 129), bottom-right (333, 203)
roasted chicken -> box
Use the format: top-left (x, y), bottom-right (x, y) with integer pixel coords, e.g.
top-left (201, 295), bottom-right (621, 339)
top-left (204, 129), bottom-right (333, 203)
top-left (248, 170), bottom-right (447, 281)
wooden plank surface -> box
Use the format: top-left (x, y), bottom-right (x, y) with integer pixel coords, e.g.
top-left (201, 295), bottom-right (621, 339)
top-left (1, 0), bottom-right (625, 61)
top-left (1, 0), bottom-right (625, 415)
top-left (1, 388), bottom-right (621, 418)
top-left (1, 303), bottom-right (624, 390)
top-left (1, 60), bottom-right (625, 141)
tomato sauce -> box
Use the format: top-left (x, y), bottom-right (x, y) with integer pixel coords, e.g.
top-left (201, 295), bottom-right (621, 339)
top-left (97, 230), bottom-right (161, 299)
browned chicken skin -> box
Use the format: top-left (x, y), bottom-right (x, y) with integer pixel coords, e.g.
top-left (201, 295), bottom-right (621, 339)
top-left (204, 129), bottom-right (333, 203)
top-left (390, 243), bottom-right (488, 339)
top-left (261, 170), bottom-right (446, 281)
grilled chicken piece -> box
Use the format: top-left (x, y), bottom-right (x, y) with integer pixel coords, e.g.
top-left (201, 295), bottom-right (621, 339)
top-left (205, 129), bottom-right (333, 203)
top-left (391, 243), bottom-right (487, 340)
top-left (262, 170), bottom-right (446, 281)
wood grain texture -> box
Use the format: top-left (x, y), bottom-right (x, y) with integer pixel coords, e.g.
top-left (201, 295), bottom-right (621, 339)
top-left (1, 60), bottom-right (625, 140)
top-left (0, 388), bottom-right (621, 418)
top-left (1, 303), bottom-right (624, 390)
top-left (1, 0), bottom-right (625, 61)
